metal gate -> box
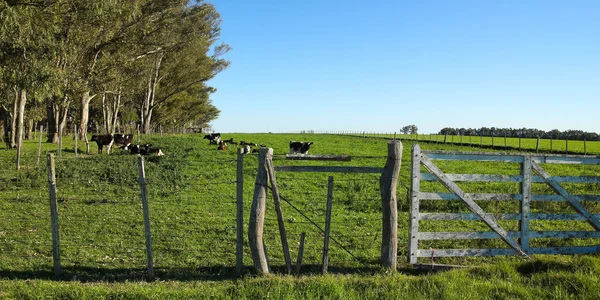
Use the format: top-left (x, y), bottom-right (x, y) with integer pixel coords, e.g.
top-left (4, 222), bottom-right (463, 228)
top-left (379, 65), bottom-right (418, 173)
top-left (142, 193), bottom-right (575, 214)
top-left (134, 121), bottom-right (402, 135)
top-left (409, 144), bottom-right (600, 265)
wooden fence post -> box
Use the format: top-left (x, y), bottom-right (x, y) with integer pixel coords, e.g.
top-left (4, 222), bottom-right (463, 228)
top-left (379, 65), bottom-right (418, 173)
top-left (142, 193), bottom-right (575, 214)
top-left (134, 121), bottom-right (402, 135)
top-left (137, 155), bottom-right (155, 280)
top-left (248, 147), bottom-right (271, 274)
top-left (381, 140), bottom-right (402, 270)
top-left (322, 176), bottom-right (334, 274)
top-left (584, 139), bottom-right (587, 155)
top-left (37, 125), bottom-right (44, 166)
top-left (296, 232), bottom-right (306, 276)
top-left (85, 132), bottom-right (90, 154)
top-left (566, 138), bottom-right (569, 154)
top-left (74, 125), bottom-right (78, 157)
top-left (550, 139), bottom-right (553, 152)
top-left (47, 154), bottom-right (61, 276)
top-left (265, 156), bottom-right (292, 274)
top-left (236, 148), bottom-right (245, 276)
top-left (535, 137), bottom-right (540, 153)
top-left (58, 125), bottom-right (63, 158)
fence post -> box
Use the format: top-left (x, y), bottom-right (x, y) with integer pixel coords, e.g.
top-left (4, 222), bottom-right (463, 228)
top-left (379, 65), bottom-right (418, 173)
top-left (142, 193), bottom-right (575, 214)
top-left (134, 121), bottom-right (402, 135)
top-left (58, 125), bottom-right (63, 158)
top-left (584, 138), bottom-right (587, 155)
top-left (381, 140), bottom-right (402, 270)
top-left (47, 154), bottom-right (61, 276)
top-left (85, 132), bottom-right (90, 154)
top-left (536, 137), bottom-right (540, 153)
top-left (74, 124), bottom-right (78, 157)
top-left (265, 156), bottom-right (292, 274)
top-left (137, 155), bottom-right (155, 280)
top-left (322, 176), bottom-right (334, 274)
top-left (566, 138), bottom-right (569, 154)
top-left (550, 139), bottom-right (553, 153)
top-left (248, 147), bottom-right (271, 274)
top-left (408, 144), bottom-right (421, 265)
top-left (236, 148), bottom-right (245, 276)
top-left (296, 232), bottom-right (306, 276)
top-left (37, 125), bottom-right (44, 166)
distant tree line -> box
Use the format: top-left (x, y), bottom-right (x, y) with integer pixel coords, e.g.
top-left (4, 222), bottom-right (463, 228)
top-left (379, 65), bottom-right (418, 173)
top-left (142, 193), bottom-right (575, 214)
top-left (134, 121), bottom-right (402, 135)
top-left (438, 127), bottom-right (600, 141)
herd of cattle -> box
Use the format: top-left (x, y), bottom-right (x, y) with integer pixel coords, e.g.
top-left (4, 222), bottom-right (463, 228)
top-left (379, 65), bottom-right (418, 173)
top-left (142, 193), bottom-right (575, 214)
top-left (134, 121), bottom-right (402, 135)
top-left (90, 134), bottom-right (164, 156)
top-left (203, 133), bottom-right (313, 155)
top-left (88, 133), bottom-right (313, 157)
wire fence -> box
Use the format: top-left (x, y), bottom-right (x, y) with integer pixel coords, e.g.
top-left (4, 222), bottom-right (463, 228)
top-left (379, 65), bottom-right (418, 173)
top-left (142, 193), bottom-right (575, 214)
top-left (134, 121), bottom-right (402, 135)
top-left (1, 140), bottom-right (403, 279)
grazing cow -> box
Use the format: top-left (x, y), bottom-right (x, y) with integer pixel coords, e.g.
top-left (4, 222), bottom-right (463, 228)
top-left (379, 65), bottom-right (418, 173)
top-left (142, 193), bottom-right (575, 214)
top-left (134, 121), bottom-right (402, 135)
top-left (136, 144), bottom-right (165, 156)
top-left (289, 141), bottom-right (313, 154)
top-left (91, 133), bottom-right (134, 154)
top-left (204, 133), bottom-right (221, 144)
top-left (240, 145), bottom-right (251, 154)
top-left (240, 140), bottom-right (258, 147)
top-left (223, 137), bottom-right (237, 145)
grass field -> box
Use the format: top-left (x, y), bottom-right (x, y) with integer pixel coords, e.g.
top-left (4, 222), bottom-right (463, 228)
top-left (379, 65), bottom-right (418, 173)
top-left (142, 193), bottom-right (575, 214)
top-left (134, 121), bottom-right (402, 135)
top-left (1, 132), bottom-right (600, 299)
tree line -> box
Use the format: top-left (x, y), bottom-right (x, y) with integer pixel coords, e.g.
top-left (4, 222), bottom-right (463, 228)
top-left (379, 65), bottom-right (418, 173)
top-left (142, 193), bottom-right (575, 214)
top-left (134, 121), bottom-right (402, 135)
top-left (0, 0), bottom-right (229, 150)
top-left (438, 127), bottom-right (600, 141)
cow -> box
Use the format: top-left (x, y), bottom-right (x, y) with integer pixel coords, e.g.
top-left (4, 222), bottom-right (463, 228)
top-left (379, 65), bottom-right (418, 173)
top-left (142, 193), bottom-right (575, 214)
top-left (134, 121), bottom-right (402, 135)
top-left (239, 140), bottom-right (258, 147)
top-left (289, 141), bottom-right (313, 154)
top-left (240, 145), bottom-right (251, 154)
top-left (90, 133), bottom-right (134, 154)
top-left (217, 141), bottom-right (228, 151)
top-left (223, 137), bottom-right (237, 145)
top-left (130, 144), bottom-right (164, 156)
top-left (203, 133), bottom-right (221, 144)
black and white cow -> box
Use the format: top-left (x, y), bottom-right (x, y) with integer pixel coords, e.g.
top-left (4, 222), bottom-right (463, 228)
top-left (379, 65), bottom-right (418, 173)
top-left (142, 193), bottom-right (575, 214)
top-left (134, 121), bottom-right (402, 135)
top-left (203, 133), bottom-right (221, 144)
top-left (289, 141), bottom-right (313, 154)
top-left (90, 133), bottom-right (134, 154)
top-left (129, 144), bottom-right (164, 156)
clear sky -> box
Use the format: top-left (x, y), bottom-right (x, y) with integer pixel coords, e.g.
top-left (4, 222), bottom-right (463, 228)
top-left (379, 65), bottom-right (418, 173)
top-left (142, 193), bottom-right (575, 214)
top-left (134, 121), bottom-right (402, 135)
top-left (207, 0), bottom-right (600, 134)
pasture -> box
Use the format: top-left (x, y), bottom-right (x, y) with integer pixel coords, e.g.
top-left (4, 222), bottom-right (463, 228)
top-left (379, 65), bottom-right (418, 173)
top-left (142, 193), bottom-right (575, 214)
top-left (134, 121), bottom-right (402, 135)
top-left (1, 133), bottom-right (600, 299)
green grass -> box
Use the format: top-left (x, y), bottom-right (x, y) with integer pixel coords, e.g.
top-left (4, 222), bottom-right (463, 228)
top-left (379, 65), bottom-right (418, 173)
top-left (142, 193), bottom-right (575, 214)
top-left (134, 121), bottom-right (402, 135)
top-left (1, 132), bottom-right (600, 298)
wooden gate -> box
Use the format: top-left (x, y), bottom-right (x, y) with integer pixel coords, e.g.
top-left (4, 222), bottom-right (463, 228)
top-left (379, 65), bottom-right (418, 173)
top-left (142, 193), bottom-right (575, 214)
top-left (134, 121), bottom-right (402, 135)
top-left (409, 144), bottom-right (600, 265)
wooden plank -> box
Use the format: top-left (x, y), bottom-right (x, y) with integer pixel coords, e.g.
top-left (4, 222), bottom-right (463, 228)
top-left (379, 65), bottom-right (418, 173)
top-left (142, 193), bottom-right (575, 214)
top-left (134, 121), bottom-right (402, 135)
top-left (419, 246), bottom-right (600, 257)
top-left (420, 156), bottom-right (529, 258)
top-left (421, 174), bottom-right (600, 183)
top-left (419, 192), bottom-right (600, 202)
top-left (419, 192), bottom-right (521, 201)
top-left (424, 153), bottom-right (524, 163)
top-left (274, 166), bottom-right (383, 173)
top-left (408, 144), bottom-right (421, 264)
top-left (248, 148), bottom-right (271, 274)
top-left (419, 213), bottom-right (600, 221)
top-left (285, 154), bottom-right (351, 161)
top-left (419, 231), bottom-right (600, 240)
top-left (520, 155), bottom-right (532, 252)
top-left (531, 161), bottom-right (600, 231)
top-left (533, 156), bottom-right (600, 165)
top-left (420, 173), bottom-right (523, 182)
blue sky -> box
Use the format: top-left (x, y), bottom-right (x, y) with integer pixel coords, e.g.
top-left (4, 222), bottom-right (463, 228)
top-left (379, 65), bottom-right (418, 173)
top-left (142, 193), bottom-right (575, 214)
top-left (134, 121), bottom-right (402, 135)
top-left (207, 0), bottom-right (600, 134)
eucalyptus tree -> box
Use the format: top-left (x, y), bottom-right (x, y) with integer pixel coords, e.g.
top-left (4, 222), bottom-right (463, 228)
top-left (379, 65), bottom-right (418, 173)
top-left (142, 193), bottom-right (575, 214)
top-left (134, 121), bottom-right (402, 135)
top-left (0, 0), bottom-right (59, 164)
top-left (126, 1), bottom-right (229, 133)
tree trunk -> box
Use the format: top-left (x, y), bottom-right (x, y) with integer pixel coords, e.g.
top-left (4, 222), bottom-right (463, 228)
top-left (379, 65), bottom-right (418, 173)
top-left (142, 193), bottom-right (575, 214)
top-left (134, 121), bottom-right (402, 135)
top-left (143, 54), bottom-right (163, 134)
top-left (25, 118), bottom-right (33, 140)
top-left (16, 89), bottom-right (27, 162)
top-left (111, 92), bottom-right (120, 134)
top-left (1, 105), bottom-right (10, 148)
top-left (10, 90), bottom-right (18, 148)
top-left (79, 91), bottom-right (95, 140)
top-left (46, 98), bottom-right (57, 143)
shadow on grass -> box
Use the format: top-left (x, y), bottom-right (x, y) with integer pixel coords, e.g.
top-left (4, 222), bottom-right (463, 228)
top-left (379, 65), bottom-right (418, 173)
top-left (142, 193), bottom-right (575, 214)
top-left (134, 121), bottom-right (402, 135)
top-left (0, 263), bottom-right (436, 282)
